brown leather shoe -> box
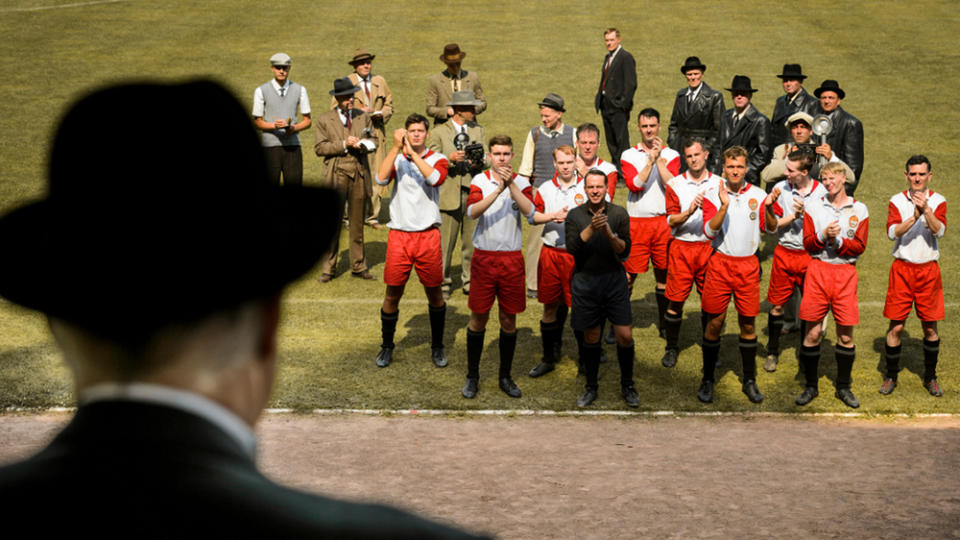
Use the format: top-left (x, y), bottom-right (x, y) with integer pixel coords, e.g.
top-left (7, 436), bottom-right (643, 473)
top-left (317, 273), bottom-right (334, 283)
top-left (351, 271), bottom-right (376, 280)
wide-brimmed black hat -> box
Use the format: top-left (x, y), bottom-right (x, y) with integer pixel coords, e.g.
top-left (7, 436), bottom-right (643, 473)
top-left (537, 92), bottom-right (565, 112)
top-left (814, 79), bottom-right (846, 99)
top-left (725, 75), bottom-right (758, 93)
top-left (0, 80), bottom-right (341, 339)
top-left (777, 64), bottom-right (807, 80)
top-left (680, 56), bottom-right (706, 74)
top-left (329, 77), bottom-right (361, 96)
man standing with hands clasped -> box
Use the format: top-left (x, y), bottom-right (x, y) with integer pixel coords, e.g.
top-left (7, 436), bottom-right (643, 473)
top-left (880, 155), bottom-right (946, 397)
top-left (253, 52), bottom-right (311, 187)
top-left (595, 27), bottom-right (637, 181)
top-left (565, 169), bottom-right (636, 408)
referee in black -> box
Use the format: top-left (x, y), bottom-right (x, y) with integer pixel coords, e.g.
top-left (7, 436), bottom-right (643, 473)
top-left (565, 168), bottom-right (638, 407)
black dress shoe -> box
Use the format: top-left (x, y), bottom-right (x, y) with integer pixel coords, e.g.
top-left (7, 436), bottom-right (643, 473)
top-left (375, 347), bottom-right (393, 368)
top-left (499, 377), bottom-right (522, 398)
top-left (431, 346), bottom-right (448, 368)
top-left (795, 386), bottom-right (819, 406)
top-left (697, 379), bottom-right (714, 403)
top-left (351, 270), bottom-right (376, 280)
top-left (621, 385), bottom-right (639, 407)
top-left (577, 388), bottom-right (598, 407)
top-left (462, 378), bottom-right (478, 399)
top-left (528, 361), bottom-right (555, 378)
top-left (604, 324), bottom-right (616, 344)
top-left (742, 379), bottom-right (764, 403)
top-left (661, 348), bottom-right (678, 368)
top-left (835, 388), bottom-right (860, 409)
top-left (318, 273), bottom-right (334, 283)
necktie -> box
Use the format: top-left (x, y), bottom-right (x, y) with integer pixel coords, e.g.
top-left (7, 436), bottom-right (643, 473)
top-left (600, 53), bottom-right (611, 92)
top-left (345, 111), bottom-right (352, 130)
top-left (279, 87), bottom-right (286, 97)
top-left (363, 79), bottom-right (371, 101)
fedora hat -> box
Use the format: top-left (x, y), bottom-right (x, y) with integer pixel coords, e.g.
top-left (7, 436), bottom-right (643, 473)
top-left (447, 89), bottom-right (483, 108)
top-left (725, 75), bottom-right (758, 93)
top-left (814, 79), bottom-right (846, 99)
top-left (776, 64), bottom-right (807, 80)
top-left (680, 56), bottom-right (706, 74)
top-left (439, 43), bottom-right (466, 64)
top-left (349, 48), bottom-right (375, 65)
top-left (537, 92), bottom-right (565, 112)
top-left (329, 77), bottom-right (361, 96)
top-left (0, 81), bottom-right (341, 339)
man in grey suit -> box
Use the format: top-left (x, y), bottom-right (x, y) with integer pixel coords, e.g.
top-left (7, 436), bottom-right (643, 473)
top-left (668, 56), bottom-right (725, 174)
top-left (427, 90), bottom-right (490, 299)
top-left (0, 80), bottom-right (485, 540)
top-left (770, 64), bottom-right (819, 147)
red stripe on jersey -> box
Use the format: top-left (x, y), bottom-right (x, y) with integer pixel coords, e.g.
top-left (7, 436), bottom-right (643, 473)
top-left (466, 185), bottom-right (484, 207)
top-left (534, 191), bottom-right (545, 213)
top-left (665, 184), bottom-right (681, 215)
top-left (837, 217), bottom-right (869, 257)
top-left (886, 200), bottom-right (902, 229)
top-left (521, 185), bottom-right (534, 203)
top-left (935, 200), bottom-right (947, 225)
top-left (803, 212), bottom-right (825, 251)
top-left (666, 155), bottom-right (681, 176)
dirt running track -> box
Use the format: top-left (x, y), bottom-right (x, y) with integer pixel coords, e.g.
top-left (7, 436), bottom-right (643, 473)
top-left (1, 412), bottom-right (958, 538)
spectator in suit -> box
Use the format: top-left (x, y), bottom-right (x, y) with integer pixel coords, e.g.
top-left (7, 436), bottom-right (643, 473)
top-left (814, 79), bottom-right (864, 195)
top-left (668, 56), bottom-right (725, 174)
top-left (594, 27), bottom-right (637, 181)
top-left (426, 44), bottom-right (487, 125)
top-left (719, 75), bottom-right (772, 186)
top-left (770, 64), bottom-right (819, 147)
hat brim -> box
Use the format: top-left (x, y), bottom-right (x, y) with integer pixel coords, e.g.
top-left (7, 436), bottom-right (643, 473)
top-left (330, 85), bottom-right (362, 96)
top-left (680, 64), bottom-right (706, 74)
top-left (776, 74), bottom-right (808, 80)
top-left (814, 87), bottom-right (845, 99)
top-left (726, 87), bottom-right (758, 93)
top-left (440, 52), bottom-right (466, 63)
top-left (537, 102), bottom-right (565, 112)
top-left (0, 184), bottom-right (342, 336)
top-left (349, 55), bottom-right (375, 65)
top-left (447, 100), bottom-right (482, 108)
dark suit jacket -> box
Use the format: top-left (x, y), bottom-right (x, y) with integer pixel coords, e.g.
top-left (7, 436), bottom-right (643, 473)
top-left (0, 401), bottom-right (486, 539)
top-left (719, 105), bottom-right (772, 186)
top-left (594, 47), bottom-right (637, 113)
top-left (817, 105), bottom-right (864, 187)
top-left (667, 82), bottom-right (725, 173)
top-left (770, 87), bottom-right (819, 147)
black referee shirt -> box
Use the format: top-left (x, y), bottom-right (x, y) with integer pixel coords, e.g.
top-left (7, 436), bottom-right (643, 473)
top-left (564, 202), bottom-right (631, 275)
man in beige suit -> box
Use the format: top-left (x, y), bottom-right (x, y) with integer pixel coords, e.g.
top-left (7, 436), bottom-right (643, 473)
top-left (427, 90), bottom-right (490, 299)
top-left (426, 43), bottom-right (487, 125)
top-left (333, 49), bottom-right (394, 228)
top-left (315, 78), bottom-right (376, 282)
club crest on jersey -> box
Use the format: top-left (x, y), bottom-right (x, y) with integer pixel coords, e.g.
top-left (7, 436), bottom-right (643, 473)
top-left (848, 215), bottom-right (859, 229)
top-left (748, 198), bottom-right (759, 211)
top-left (847, 229), bottom-right (854, 238)
top-left (574, 193), bottom-right (585, 205)
top-left (749, 212), bottom-right (757, 221)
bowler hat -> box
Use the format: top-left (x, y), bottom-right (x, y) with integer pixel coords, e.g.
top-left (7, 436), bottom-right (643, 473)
top-left (269, 52), bottom-right (291, 67)
top-left (330, 77), bottom-right (361, 96)
top-left (776, 64), bottom-right (807, 80)
top-left (447, 89), bottom-right (483, 108)
top-left (725, 75), bottom-right (758, 93)
top-left (0, 81), bottom-right (341, 340)
top-left (349, 48), bottom-right (375, 65)
top-left (680, 56), bottom-right (706, 74)
top-left (537, 93), bottom-right (565, 112)
top-left (814, 79), bottom-right (846, 99)
top-left (439, 43), bottom-right (466, 64)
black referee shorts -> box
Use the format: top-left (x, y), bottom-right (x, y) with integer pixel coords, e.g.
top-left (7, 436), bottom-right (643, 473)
top-left (570, 270), bottom-right (632, 330)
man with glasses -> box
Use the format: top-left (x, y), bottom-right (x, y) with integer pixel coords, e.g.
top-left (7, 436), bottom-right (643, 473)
top-left (252, 52), bottom-right (311, 187)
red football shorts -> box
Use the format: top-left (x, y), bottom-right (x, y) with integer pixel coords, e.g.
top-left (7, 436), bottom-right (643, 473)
top-left (537, 245), bottom-right (575, 307)
top-left (665, 240), bottom-right (713, 303)
top-left (624, 216), bottom-right (671, 274)
top-left (799, 259), bottom-right (859, 326)
top-left (384, 228), bottom-right (443, 287)
top-left (701, 252), bottom-right (761, 316)
top-left (883, 259), bottom-right (944, 322)
top-left (766, 244), bottom-right (811, 307)
top-left (468, 249), bottom-right (526, 314)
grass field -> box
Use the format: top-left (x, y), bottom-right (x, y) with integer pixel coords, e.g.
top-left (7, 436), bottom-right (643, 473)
top-left (1, 0), bottom-right (958, 413)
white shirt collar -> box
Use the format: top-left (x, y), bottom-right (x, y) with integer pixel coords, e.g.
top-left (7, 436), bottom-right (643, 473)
top-left (80, 382), bottom-right (257, 460)
top-left (270, 79), bottom-right (291, 94)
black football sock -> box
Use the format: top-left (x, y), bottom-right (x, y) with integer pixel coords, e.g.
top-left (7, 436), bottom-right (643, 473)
top-left (923, 338), bottom-right (940, 382)
top-left (835, 345), bottom-right (855, 389)
top-left (702, 337), bottom-right (720, 382)
top-left (541, 320), bottom-right (560, 363)
top-left (884, 343), bottom-right (902, 380)
top-left (617, 342), bottom-right (635, 387)
top-left (767, 312), bottom-right (784, 356)
top-left (664, 311), bottom-right (682, 350)
top-left (655, 287), bottom-right (668, 332)
top-left (583, 341), bottom-right (601, 390)
top-left (466, 328), bottom-right (484, 380)
top-left (799, 344), bottom-right (821, 389)
top-left (740, 336), bottom-right (758, 380)
top-left (499, 330), bottom-right (517, 379)
top-left (380, 309), bottom-right (398, 349)
top-left (429, 303), bottom-right (446, 349)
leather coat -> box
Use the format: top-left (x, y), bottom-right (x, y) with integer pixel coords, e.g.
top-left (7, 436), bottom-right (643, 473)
top-left (668, 82), bottom-right (725, 173)
top-left (770, 87), bottom-right (819, 147)
top-left (719, 105), bottom-right (772, 186)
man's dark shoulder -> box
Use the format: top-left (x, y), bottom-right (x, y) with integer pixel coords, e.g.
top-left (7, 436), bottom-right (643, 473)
top-left (606, 201), bottom-right (629, 221)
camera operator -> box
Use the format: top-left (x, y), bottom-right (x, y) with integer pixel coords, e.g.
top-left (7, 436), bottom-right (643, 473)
top-left (761, 112), bottom-right (853, 189)
top-left (427, 90), bottom-right (490, 299)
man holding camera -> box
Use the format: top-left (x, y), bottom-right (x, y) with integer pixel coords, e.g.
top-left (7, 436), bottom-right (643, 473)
top-left (761, 112), bottom-right (854, 188)
top-left (315, 77), bottom-right (376, 282)
top-left (427, 90), bottom-right (490, 299)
